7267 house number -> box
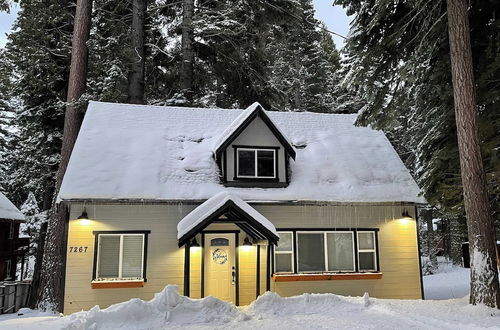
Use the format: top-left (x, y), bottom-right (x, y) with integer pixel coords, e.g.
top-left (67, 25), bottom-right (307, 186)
top-left (69, 246), bottom-right (88, 253)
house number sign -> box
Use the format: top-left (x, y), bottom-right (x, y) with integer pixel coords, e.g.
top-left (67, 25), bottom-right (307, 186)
top-left (69, 246), bottom-right (88, 253)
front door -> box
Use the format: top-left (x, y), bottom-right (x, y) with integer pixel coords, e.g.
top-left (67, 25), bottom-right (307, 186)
top-left (204, 233), bottom-right (236, 303)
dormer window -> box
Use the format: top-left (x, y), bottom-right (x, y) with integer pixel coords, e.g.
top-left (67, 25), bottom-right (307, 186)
top-left (214, 102), bottom-right (296, 188)
top-left (236, 147), bottom-right (277, 179)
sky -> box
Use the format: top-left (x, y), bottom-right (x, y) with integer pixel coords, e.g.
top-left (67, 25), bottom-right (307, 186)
top-left (0, 1), bottom-right (352, 49)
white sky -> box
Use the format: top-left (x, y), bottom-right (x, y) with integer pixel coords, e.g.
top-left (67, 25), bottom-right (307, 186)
top-left (0, 2), bottom-right (351, 49)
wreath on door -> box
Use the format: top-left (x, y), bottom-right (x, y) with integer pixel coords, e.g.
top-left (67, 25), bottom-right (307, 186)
top-left (212, 248), bottom-right (228, 264)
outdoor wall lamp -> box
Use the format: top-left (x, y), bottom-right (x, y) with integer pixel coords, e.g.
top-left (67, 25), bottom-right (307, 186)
top-left (190, 237), bottom-right (201, 248)
top-left (77, 209), bottom-right (90, 225)
top-left (243, 236), bottom-right (252, 246)
top-left (400, 209), bottom-right (412, 224)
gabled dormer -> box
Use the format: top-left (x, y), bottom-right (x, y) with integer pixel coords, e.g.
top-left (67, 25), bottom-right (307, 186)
top-left (213, 102), bottom-right (296, 188)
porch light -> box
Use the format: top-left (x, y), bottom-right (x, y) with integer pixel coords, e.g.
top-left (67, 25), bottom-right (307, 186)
top-left (241, 237), bottom-right (253, 251)
top-left (77, 209), bottom-right (91, 225)
top-left (243, 237), bottom-right (252, 246)
top-left (400, 209), bottom-right (412, 224)
top-left (190, 238), bottom-right (200, 249)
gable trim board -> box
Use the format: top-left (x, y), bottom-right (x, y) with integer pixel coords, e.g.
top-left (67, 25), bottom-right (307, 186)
top-left (177, 192), bottom-right (279, 247)
top-left (213, 103), bottom-right (296, 161)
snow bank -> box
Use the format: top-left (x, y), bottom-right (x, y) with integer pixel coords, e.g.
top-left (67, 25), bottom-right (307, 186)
top-left (0, 191), bottom-right (24, 220)
top-left (64, 285), bottom-right (248, 329)
top-left (423, 260), bottom-right (471, 300)
top-left (2, 285), bottom-right (500, 329)
top-left (58, 101), bottom-right (426, 203)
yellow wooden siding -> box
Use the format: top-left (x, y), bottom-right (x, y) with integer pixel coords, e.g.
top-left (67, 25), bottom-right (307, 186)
top-left (64, 203), bottom-right (421, 314)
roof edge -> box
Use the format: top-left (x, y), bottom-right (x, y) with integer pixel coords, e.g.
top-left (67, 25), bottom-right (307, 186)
top-left (59, 198), bottom-right (424, 206)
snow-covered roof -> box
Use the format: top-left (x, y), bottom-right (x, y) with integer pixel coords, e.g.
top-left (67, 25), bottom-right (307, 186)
top-left (213, 102), bottom-right (296, 159)
top-left (58, 101), bottom-right (426, 204)
top-left (177, 191), bottom-right (278, 245)
top-left (0, 192), bottom-right (25, 221)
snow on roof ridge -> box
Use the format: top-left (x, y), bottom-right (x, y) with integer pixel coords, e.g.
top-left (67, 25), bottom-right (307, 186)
top-left (177, 191), bottom-right (278, 240)
top-left (0, 192), bottom-right (25, 221)
top-left (212, 102), bottom-right (264, 153)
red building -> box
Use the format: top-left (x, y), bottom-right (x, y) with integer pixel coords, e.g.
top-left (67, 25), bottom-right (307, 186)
top-left (0, 192), bottom-right (28, 280)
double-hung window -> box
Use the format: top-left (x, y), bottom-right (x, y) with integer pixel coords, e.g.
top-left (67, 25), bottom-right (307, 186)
top-left (95, 233), bottom-right (146, 281)
top-left (274, 232), bottom-right (294, 273)
top-left (296, 232), bottom-right (356, 273)
top-left (357, 231), bottom-right (377, 272)
top-left (274, 230), bottom-right (378, 274)
top-left (236, 148), bottom-right (276, 179)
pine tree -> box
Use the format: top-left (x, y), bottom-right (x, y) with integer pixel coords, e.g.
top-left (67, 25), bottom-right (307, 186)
top-left (336, 0), bottom-right (500, 307)
top-left (266, 1), bottom-right (341, 112)
top-left (0, 49), bottom-right (14, 193)
top-left (86, 0), bottom-right (131, 102)
top-left (336, 0), bottom-right (500, 245)
top-left (446, 0), bottom-right (499, 308)
top-left (37, 0), bottom-right (93, 312)
top-left (19, 192), bottom-right (47, 280)
top-left (2, 0), bottom-right (73, 208)
top-left (127, 0), bottom-right (147, 104)
top-left (0, 0), bottom-right (11, 11)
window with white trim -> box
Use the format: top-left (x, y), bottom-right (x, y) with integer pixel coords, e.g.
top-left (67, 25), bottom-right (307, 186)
top-left (274, 230), bottom-right (377, 274)
top-left (274, 232), bottom-right (294, 273)
top-left (95, 233), bottom-right (145, 281)
top-left (357, 231), bottom-right (377, 271)
top-left (236, 148), bottom-right (276, 178)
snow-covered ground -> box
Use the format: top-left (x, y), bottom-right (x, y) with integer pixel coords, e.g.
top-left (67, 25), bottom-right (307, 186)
top-left (1, 262), bottom-right (497, 330)
top-left (423, 258), bottom-right (471, 300)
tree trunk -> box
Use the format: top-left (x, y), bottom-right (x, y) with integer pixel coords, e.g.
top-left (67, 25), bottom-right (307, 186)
top-left (446, 0), bottom-right (500, 308)
top-left (127, 0), bottom-right (147, 104)
top-left (423, 208), bottom-right (438, 270)
top-left (180, 0), bottom-right (194, 103)
top-left (36, 0), bottom-right (93, 312)
top-left (28, 221), bottom-right (47, 309)
top-left (449, 217), bottom-right (463, 265)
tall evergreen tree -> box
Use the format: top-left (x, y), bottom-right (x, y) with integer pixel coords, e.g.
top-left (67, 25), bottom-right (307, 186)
top-left (446, 0), bottom-right (499, 308)
top-left (2, 0), bottom-right (73, 208)
top-left (127, 0), bottom-right (147, 104)
top-left (266, 1), bottom-right (341, 112)
top-left (37, 0), bottom-right (93, 312)
top-left (336, 0), bottom-right (500, 233)
top-left (337, 0), bottom-right (500, 305)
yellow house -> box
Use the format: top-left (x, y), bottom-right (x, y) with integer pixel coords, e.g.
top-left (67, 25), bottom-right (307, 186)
top-left (58, 101), bottom-right (426, 314)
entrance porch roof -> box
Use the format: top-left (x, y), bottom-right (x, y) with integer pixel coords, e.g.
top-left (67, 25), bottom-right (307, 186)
top-left (177, 192), bottom-right (279, 247)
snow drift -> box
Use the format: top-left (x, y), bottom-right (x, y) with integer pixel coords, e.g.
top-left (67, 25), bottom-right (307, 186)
top-left (55, 285), bottom-right (500, 330)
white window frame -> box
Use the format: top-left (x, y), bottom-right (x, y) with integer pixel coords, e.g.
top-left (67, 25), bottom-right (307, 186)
top-left (326, 231), bottom-right (356, 272)
top-left (236, 148), bottom-right (276, 179)
top-left (296, 231), bottom-right (327, 273)
top-left (357, 231), bottom-right (378, 272)
top-left (296, 231), bottom-right (356, 273)
top-left (95, 233), bottom-right (145, 282)
top-left (274, 231), bottom-right (294, 273)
